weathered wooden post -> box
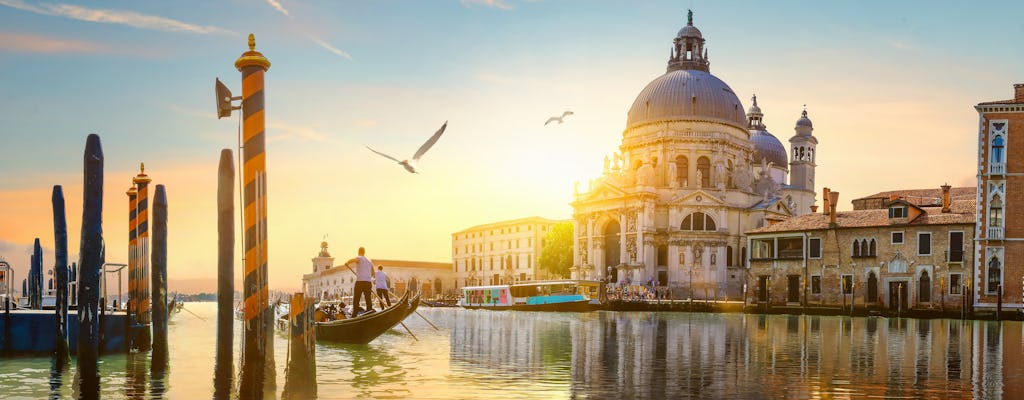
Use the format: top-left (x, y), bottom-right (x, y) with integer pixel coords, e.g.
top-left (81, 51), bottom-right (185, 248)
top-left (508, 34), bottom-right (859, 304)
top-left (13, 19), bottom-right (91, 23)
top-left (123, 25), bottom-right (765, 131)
top-left (235, 33), bottom-right (273, 399)
top-left (52, 185), bottom-right (70, 365)
top-left (134, 164), bottom-right (153, 351)
top-left (77, 133), bottom-right (104, 396)
top-left (151, 185), bottom-right (169, 371)
top-left (282, 292), bottom-right (316, 399)
top-left (214, 149), bottom-right (235, 399)
top-left (31, 239), bottom-right (42, 309)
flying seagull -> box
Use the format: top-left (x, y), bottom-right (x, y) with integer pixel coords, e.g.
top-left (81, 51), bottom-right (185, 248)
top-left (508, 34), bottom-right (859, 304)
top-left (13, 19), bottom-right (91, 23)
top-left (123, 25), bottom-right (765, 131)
top-left (544, 111), bottom-right (574, 126)
top-left (366, 121), bottom-right (448, 174)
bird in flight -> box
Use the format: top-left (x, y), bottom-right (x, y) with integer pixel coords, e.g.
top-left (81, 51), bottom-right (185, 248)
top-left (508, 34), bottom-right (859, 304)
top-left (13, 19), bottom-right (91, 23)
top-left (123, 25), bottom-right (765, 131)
top-left (544, 111), bottom-right (574, 126)
top-left (366, 121), bottom-right (448, 174)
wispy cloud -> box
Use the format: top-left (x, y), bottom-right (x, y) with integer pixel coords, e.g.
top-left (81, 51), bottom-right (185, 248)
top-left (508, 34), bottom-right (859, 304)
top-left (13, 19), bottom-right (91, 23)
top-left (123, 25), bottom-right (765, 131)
top-left (887, 40), bottom-right (914, 50)
top-left (460, 0), bottom-right (513, 10)
top-left (268, 121), bottom-right (329, 143)
top-left (0, 32), bottom-right (106, 53)
top-left (310, 35), bottom-right (352, 60)
top-left (265, 0), bottom-right (290, 17)
top-left (0, 0), bottom-right (234, 35)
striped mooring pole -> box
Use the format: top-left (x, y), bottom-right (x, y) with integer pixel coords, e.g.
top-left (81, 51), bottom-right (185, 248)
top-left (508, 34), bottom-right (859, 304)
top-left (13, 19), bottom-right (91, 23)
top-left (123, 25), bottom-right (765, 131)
top-left (282, 292), bottom-right (316, 399)
top-left (133, 164), bottom-right (153, 351)
top-left (236, 33), bottom-right (273, 400)
top-left (126, 179), bottom-right (139, 349)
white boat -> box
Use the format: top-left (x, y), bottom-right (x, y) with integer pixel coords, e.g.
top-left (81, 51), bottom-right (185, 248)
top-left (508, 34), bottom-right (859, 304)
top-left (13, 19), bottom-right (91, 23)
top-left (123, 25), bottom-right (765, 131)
top-left (459, 280), bottom-right (605, 311)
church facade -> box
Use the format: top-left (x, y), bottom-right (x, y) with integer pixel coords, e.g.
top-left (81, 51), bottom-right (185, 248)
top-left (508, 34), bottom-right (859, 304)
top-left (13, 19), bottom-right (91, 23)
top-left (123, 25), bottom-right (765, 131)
top-left (570, 12), bottom-right (818, 299)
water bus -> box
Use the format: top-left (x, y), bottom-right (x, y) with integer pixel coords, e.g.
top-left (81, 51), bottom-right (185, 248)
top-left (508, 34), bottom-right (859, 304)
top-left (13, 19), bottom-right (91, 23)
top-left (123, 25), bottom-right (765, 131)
top-left (459, 280), bottom-right (605, 311)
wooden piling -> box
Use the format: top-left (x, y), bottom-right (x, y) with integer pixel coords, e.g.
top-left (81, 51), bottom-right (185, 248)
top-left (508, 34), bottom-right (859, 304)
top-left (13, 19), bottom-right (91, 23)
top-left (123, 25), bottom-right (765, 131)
top-left (151, 185), bottom-right (169, 371)
top-left (134, 165), bottom-right (153, 351)
top-left (236, 34), bottom-right (273, 400)
top-left (31, 239), bottom-right (42, 309)
top-left (126, 178), bottom-right (139, 350)
top-left (282, 292), bottom-right (316, 399)
top-left (76, 133), bottom-right (104, 395)
top-left (52, 185), bottom-right (70, 365)
top-left (214, 149), bottom-right (235, 399)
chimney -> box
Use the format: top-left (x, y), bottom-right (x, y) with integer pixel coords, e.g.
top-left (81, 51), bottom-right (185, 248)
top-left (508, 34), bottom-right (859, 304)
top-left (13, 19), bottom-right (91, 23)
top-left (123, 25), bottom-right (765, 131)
top-left (810, 205), bottom-right (819, 213)
top-left (941, 183), bottom-right (951, 213)
top-left (822, 187), bottom-right (831, 215)
top-left (1015, 83), bottom-right (1024, 102)
top-left (829, 191), bottom-right (839, 226)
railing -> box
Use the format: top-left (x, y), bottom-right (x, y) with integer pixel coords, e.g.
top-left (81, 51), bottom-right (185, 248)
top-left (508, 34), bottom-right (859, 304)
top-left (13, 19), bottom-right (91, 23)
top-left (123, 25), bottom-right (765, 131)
top-left (946, 249), bottom-right (964, 263)
top-left (990, 162), bottom-right (1006, 175)
top-left (988, 226), bottom-right (1004, 240)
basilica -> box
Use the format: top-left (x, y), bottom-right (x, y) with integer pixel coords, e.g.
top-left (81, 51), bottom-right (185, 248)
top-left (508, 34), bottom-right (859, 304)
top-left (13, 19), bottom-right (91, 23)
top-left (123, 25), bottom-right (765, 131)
top-left (570, 12), bottom-right (819, 298)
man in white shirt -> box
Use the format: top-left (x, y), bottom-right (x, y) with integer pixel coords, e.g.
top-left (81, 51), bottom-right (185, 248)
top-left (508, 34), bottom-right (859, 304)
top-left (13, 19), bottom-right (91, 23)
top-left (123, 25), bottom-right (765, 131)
top-left (375, 265), bottom-right (392, 308)
top-left (346, 247), bottom-right (375, 314)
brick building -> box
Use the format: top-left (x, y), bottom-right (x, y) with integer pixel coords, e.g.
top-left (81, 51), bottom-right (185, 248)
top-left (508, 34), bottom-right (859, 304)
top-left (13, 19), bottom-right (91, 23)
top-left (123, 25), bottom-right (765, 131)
top-left (746, 186), bottom-right (974, 313)
top-left (975, 83), bottom-right (1024, 313)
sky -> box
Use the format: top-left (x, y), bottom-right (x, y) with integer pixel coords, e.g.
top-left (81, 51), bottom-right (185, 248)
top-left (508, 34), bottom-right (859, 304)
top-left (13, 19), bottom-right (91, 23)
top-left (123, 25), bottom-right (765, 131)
top-left (1, 0), bottom-right (1022, 293)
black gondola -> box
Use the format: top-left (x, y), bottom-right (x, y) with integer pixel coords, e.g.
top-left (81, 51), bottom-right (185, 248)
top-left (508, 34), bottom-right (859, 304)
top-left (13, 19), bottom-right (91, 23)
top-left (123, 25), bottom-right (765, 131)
top-left (315, 290), bottom-right (420, 344)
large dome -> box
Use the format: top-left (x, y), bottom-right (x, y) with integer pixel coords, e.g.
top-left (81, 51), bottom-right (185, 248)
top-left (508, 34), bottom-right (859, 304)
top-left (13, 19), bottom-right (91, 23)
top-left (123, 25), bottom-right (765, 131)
top-left (751, 129), bottom-right (788, 167)
top-left (626, 69), bottom-right (747, 130)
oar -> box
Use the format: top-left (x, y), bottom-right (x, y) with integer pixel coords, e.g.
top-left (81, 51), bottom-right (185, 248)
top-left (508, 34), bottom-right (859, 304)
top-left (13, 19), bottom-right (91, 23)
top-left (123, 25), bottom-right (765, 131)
top-left (180, 305), bottom-right (207, 321)
top-left (344, 263), bottom-right (418, 341)
top-left (391, 289), bottom-right (439, 331)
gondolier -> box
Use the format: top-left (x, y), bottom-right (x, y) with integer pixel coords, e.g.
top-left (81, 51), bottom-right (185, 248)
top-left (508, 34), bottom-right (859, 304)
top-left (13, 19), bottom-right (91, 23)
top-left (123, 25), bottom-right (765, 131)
top-left (375, 265), bottom-right (392, 308)
top-left (346, 247), bottom-right (375, 315)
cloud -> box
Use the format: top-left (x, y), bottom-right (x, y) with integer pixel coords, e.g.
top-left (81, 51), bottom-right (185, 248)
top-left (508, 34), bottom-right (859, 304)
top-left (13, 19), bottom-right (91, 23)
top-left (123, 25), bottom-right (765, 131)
top-left (460, 0), bottom-right (513, 10)
top-left (887, 40), bottom-right (913, 50)
top-left (310, 35), bottom-right (352, 60)
top-left (265, 0), bottom-right (290, 17)
top-left (0, 32), bottom-right (107, 53)
top-left (268, 121), bottom-right (329, 143)
top-left (0, 0), bottom-right (234, 35)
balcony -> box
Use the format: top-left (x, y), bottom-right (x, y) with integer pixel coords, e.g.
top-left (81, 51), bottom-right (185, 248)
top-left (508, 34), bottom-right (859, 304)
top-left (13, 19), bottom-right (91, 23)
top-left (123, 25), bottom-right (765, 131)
top-left (990, 162), bottom-right (1006, 176)
top-left (988, 226), bottom-right (1004, 240)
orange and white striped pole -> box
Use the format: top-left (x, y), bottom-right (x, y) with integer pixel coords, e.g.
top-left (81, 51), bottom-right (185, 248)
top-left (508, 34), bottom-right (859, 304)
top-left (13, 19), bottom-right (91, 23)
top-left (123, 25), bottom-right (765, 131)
top-left (126, 180), bottom-right (139, 349)
top-left (236, 33), bottom-right (272, 398)
top-left (133, 163), bottom-right (152, 351)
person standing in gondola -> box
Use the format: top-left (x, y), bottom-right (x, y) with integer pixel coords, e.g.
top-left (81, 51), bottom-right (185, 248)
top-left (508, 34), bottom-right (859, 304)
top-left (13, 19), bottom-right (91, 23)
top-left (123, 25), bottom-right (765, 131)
top-left (346, 247), bottom-right (375, 315)
top-left (375, 265), bottom-right (392, 308)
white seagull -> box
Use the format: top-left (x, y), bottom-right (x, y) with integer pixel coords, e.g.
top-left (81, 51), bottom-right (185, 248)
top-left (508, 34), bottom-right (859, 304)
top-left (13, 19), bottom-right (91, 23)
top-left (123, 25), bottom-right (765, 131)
top-left (544, 110), bottom-right (574, 126)
top-left (366, 121), bottom-right (448, 174)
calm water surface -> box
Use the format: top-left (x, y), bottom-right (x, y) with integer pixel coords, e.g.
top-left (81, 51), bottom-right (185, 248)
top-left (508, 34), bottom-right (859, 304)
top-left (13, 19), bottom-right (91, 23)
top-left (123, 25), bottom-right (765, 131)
top-left (1, 302), bottom-right (1021, 399)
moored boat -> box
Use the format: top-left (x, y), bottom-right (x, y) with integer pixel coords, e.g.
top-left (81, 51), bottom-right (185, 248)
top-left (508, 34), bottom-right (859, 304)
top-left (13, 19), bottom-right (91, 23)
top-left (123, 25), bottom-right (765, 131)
top-left (459, 280), bottom-right (605, 311)
top-left (315, 290), bottom-right (420, 344)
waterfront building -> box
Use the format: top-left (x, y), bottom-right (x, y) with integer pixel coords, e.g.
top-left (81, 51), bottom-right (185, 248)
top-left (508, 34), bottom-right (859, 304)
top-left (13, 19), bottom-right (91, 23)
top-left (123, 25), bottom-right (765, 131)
top-left (746, 186), bottom-right (974, 312)
top-left (570, 12), bottom-right (817, 298)
top-left (974, 83), bottom-right (1024, 314)
top-left (451, 216), bottom-right (562, 288)
top-left (302, 241), bottom-right (453, 300)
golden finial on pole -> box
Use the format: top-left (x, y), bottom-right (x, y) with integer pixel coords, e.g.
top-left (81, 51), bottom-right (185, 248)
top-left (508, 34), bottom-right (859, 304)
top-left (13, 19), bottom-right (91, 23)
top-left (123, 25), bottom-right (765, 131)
top-left (235, 33), bottom-right (271, 71)
top-left (140, 162), bottom-right (145, 174)
top-left (248, 33), bottom-right (255, 51)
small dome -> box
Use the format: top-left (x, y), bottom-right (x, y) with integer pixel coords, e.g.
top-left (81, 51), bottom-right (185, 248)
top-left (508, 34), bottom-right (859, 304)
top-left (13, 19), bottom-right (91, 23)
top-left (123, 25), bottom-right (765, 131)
top-left (747, 94), bottom-right (762, 116)
top-left (751, 129), bottom-right (788, 167)
top-left (677, 24), bottom-right (702, 38)
top-left (795, 109), bottom-right (813, 130)
top-left (626, 69), bottom-right (747, 130)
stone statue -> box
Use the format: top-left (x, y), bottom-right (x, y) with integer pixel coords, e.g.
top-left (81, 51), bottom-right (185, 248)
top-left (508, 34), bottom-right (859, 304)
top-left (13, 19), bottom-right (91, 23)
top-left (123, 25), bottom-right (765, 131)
top-left (714, 162), bottom-right (726, 189)
top-left (695, 169), bottom-right (703, 188)
top-left (637, 161), bottom-right (655, 186)
top-left (732, 158), bottom-right (754, 192)
top-left (667, 162), bottom-right (678, 188)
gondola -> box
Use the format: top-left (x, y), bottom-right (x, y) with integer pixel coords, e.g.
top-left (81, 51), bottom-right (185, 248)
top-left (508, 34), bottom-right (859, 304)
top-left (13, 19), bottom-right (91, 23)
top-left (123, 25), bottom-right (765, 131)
top-left (315, 290), bottom-right (420, 344)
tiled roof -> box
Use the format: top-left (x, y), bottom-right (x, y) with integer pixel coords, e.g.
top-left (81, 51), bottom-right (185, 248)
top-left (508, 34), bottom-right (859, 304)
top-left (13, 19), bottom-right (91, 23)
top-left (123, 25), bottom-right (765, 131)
top-left (978, 99), bottom-right (1024, 105)
top-left (852, 187), bottom-right (975, 207)
top-left (748, 199), bottom-right (975, 234)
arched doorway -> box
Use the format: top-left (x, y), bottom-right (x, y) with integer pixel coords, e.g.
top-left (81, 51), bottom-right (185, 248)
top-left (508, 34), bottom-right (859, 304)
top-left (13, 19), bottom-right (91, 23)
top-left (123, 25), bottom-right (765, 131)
top-left (604, 219), bottom-right (621, 283)
top-left (867, 271), bottom-right (878, 303)
top-left (919, 271), bottom-right (931, 303)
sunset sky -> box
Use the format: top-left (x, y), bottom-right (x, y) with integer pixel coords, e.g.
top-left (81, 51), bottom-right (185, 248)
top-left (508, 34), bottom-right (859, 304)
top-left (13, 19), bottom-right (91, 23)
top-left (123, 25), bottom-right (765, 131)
top-left (1, 0), bottom-right (1022, 293)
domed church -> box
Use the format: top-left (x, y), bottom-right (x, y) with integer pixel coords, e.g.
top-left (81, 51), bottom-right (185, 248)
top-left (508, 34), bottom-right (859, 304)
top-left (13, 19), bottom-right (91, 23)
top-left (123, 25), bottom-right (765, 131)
top-left (570, 11), bottom-right (819, 298)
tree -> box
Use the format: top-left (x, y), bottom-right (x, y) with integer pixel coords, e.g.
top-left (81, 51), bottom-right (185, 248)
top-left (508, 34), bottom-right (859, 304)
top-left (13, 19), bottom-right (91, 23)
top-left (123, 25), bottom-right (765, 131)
top-left (538, 221), bottom-right (574, 278)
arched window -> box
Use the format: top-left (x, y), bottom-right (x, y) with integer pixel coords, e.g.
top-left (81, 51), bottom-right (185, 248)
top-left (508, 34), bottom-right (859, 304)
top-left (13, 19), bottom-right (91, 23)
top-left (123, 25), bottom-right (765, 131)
top-left (852, 240), bottom-right (861, 257)
top-left (919, 271), bottom-right (931, 302)
top-left (727, 245), bottom-right (734, 267)
top-left (726, 159), bottom-right (734, 188)
top-left (860, 240), bottom-right (868, 257)
top-left (681, 212), bottom-right (717, 231)
top-left (676, 155), bottom-right (688, 187)
top-left (988, 255), bottom-right (1002, 293)
top-left (869, 239), bottom-right (877, 257)
top-left (990, 195), bottom-right (1004, 227)
top-left (799, 147), bottom-right (805, 161)
top-left (993, 135), bottom-right (1005, 163)
top-left (696, 157), bottom-right (711, 188)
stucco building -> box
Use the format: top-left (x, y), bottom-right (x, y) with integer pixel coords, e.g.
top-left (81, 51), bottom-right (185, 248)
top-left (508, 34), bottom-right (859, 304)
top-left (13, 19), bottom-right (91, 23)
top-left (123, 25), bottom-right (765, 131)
top-left (975, 83), bottom-right (1024, 314)
top-left (746, 186), bottom-right (975, 312)
top-left (570, 12), bottom-right (817, 299)
top-left (451, 216), bottom-right (562, 288)
top-left (302, 242), bottom-right (453, 300)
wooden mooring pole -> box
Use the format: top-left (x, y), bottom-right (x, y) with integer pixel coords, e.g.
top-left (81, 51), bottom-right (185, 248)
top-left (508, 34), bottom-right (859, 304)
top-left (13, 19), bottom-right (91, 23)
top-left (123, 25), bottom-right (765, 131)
top-left (134, 165), bottom-right (153, 351)
top-left (214, 149), bottom-right (235, 399)
top-left (77, 133), bottom-right (104, 396)
top-left (126, 176), bottom-right (139, 350)
top-left (31, 238), bottom-right (42, 310)
top-left (282, 292), bottom-right (316, 399)
top-left (52, 185), bottom-right (70, 366)
top-left (236, 33), bottom-right (273, 400)
top-left (151, 185), bottom-right (169, 372)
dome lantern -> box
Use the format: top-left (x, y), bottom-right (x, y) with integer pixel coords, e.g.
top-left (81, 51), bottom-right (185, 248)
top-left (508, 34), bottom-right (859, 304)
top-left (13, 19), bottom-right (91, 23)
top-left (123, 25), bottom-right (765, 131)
top-left (667, 9), bottom-right (710, 73)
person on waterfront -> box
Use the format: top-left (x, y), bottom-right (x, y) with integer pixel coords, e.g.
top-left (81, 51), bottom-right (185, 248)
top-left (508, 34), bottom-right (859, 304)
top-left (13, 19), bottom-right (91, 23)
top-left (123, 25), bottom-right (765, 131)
top-left (346, 247), bottom-right (375, 315)
top-left (375, 265), bottom-right (392, 308)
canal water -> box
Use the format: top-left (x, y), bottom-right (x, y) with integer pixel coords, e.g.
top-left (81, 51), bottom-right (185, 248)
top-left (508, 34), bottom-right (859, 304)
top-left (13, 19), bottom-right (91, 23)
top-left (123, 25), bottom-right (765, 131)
top-left (0, 302), bottom-right (1021, 399)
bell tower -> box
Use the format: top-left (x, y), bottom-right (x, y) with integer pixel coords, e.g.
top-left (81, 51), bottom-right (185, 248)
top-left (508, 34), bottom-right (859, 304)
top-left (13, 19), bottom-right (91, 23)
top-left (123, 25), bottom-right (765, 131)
top-left (788, 107), bottom-right (818, 192)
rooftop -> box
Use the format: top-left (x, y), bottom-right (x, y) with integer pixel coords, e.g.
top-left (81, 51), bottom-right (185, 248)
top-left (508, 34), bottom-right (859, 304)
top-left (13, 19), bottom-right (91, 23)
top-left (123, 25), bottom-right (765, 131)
top-left (852, 187), bottom-right (974, 208)
top-left (747, 199), bottom-right (975, 235)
